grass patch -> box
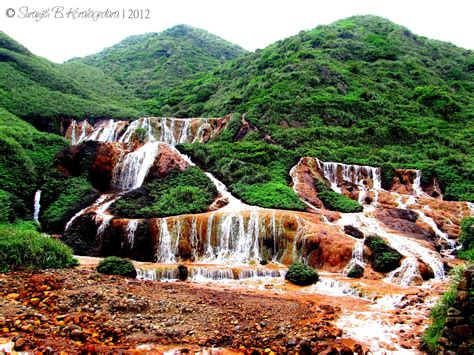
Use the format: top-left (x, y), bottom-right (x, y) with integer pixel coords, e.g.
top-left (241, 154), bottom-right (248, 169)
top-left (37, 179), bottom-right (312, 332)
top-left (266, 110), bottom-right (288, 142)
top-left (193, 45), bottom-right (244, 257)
top-left (421, 266), bottom-right (465, 353)
top-left (315, 181), bottom-right (363, 213)
top-left (111, 167), bottom-right (217, 218)
top-left (0, 223), bottom-right (78, 272)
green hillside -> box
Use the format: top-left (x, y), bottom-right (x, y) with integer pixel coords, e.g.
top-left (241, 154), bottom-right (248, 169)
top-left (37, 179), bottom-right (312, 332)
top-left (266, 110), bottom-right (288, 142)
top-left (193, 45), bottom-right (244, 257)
top-left (145, 16), bottom-right (474, 201)
top-left (0, 32), bottom-right (142, 131)
top-left (73, 25), bottom-right (247, 99)
top-left (0, 108), bottom-right (68, 222)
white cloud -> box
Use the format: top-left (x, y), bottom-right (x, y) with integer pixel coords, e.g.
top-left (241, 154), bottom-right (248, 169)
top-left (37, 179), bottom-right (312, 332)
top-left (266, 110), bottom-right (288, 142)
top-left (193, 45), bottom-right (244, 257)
top-left (1, 0), bottom-right (473, 63)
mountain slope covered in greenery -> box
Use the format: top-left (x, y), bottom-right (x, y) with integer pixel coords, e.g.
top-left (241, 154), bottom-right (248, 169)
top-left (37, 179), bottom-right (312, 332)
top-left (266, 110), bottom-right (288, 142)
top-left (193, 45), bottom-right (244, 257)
top-left (144, 16), bottom-right (474, 201)
top-left (72, 25), bottom-right (247, 99)
top-left (0, 32), bottom-right (142, 131)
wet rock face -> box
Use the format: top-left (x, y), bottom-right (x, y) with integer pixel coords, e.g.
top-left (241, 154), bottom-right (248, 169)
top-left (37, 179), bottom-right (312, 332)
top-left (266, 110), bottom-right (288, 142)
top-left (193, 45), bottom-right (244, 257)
top-left (390, 169), bottom-right (420, 195)
top-left (89, 143), bottom-right (125, 191)
top-left (375, 208), bottom-right (434, 242)
top-left (55, 141), bottom-right (100, 177)
top-left (344, 225), bottom-right (364, 239)
top-left (145, 144), bottom-right (189, 181)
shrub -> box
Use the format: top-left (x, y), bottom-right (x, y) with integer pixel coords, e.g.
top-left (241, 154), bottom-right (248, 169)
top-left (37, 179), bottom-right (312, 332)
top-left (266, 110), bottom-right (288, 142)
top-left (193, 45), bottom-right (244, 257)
top-left (421, 266), bottom-right (464, 353)
top-left (458, 217), bottom-right (474, 260)
top-left (347, 264), bottom-right (364, 278)
top-left (0, 224), bottom-right (78, 272)
top-left (0, 190), bottom-right (12, 223)
top-left (97, 256), bottom-right (137, 278)
top-left (315, 181), bottom-right (363, 213)
top-left (364, 236), bottom-right (402, 272)
top-left (285, 262), bottom-right (319, 286)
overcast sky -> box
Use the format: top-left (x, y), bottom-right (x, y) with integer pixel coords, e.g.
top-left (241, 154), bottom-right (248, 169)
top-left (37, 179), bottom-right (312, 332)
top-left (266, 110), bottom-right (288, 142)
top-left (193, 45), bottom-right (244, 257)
top-left (1, 0), bottom-right (473, 63)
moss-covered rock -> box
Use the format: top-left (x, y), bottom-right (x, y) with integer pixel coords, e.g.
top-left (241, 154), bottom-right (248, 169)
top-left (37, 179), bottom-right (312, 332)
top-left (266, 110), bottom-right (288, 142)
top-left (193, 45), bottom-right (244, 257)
top-left (364, 236), bottom-right (402, 273)
top-left (285, 262), bottom-right (319, 286)
top-left (347, 264), bottom-right (364, 278)
top-left (97, 256), bottom-right (137, 278)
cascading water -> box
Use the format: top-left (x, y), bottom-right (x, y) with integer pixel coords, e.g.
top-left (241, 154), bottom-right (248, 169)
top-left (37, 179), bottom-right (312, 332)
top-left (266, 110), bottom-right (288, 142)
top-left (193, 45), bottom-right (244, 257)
top-left (156, 219), bottom-right (176, 263)
top-left (33, 190), bottom-right (41, 222)
top-left (112, 141), bottom-right (160, 190)
top-left (316, 159), bottom-right (383, 206)
top-left (126, 220), bottom-right (139, 248)
top-left (344, 239), bottom-right (365, 274)
top-left (204, 172), bottom-right (248, 211)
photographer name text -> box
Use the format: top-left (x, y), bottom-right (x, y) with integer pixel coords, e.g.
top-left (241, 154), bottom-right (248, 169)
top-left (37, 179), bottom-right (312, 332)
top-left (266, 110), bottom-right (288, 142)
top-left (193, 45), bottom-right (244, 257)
top-left (5, 6), bottom-right (151, 22)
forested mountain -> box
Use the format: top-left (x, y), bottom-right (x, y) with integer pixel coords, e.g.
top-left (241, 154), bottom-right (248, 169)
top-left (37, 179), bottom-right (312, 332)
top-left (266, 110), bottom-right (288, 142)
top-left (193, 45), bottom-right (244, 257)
top-left (72, 25), bottom-right (247, 98)
top-left (143, 16), bottom-right (473, 201)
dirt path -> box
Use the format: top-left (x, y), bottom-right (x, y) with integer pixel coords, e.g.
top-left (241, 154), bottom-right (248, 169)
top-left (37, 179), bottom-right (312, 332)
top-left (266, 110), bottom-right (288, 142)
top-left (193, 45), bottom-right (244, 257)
top-left (0, 268), bottom-right (365, 354)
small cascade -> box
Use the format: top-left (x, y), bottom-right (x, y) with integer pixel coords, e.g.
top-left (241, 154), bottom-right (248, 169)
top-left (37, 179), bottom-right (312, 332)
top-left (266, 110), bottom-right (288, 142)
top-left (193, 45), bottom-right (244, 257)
top-left (417, 207), bottom-right (456, 250)
top-left (65, 194), bottom-right (110, 231)
top-left (125, 220), bottom-right (139, 248)
top-left (237, 268), bottom-right (286, 279)
top-left (119, 117), bottom-right (155, 143)
top-left (412, 170), bottom-right (425, 197)
top-left (88, 119), bottom-right (121, 142)
top-left (178, 119), bottom-right (191, 144)
top-left (136, 269), bottom-right (157, 281)
top-left (191, 267), bottom-right (234, 281)
top-left (307, 278), bottom-right (366, 299)
top-left (205, 172), bottom-right (248, 211)
top-left (33, 190), bottom-right (41, 222)
top-left (336, 213), bottom-right (445, 284)
top-left (316, 159), bottom-right (382, 206)
top-left (136, 268), bottom-right (179, 281)
top-left (156, 219), bottom-right (176, 263)
top-left (112, 141), bottom-right (160, 190)
top-left (94, 196), bottom-right (119, 237)
top-left (70, 120), bottom-right (77, 145)
top-left (159, 118), bottom-right (177, 145)
top-left (394, 193), bottom-right (456, 251)
top-left (386, 257), bottom-right (420, 286)
top-left (344, 239), bottom-right (364, 274)
top-left (468, 202), bottom-right (474, 215)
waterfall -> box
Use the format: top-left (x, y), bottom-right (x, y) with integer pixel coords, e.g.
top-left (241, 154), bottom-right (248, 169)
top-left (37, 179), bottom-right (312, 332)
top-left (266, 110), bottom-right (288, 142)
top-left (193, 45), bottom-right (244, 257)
top-left (86, 119), bottom-right (121, 142)
top-left (119, 117), bottom-right (155, 143)
top-left (77, 121), bottom-right (88, 144)
top-left (317, 159), bottom-right (382, 206)
top-left (394, 193), bottom-right (456, 250)
top-left (126, 220), bottom-right (139, 248)
top-left (416, 207), bottom-right (456, 250)
top-left (344, 239), bottom-right (365, 274)
top-left (94, 196), bottom-right (119, 237)
top-left (156, 219), bottom-right (176, 263)
top-left (412, 170), bottom-right (425, 196)
top-left (33, 190), bottom-right (41, 222)
top-left (159, 118), bottom-right (177, 145)
top-left (307, 278), bottom-right (365, 299)
top-left (386, 257), bottom-right (420, 286)
top-left (178, 119), bottom-right (191, 144)
top-left (70, 120), bottom-right (77, 145)
top-left (112, 142), bottom-right (160, 190)
top-left (204, 172), bottom-right (248, 211)
top-left (204, 212), bottom-right (262, 264)
top-left (204, 213), bottom-right (215, 259)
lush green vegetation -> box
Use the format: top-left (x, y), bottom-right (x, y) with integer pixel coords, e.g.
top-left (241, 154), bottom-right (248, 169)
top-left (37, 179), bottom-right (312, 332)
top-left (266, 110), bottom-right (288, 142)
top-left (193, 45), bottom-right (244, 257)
top-left (421, 266), bottom-right (465, 353)
top-left (0, 222), bottom-right (78, 271)
top-left (458, 217), bottom-right (474, 261)
top-left (285, 262), bottom-right (319, 285)
top-left (97, 256), bottom-right (137, 278)
top-left (364, 235), bottom-right (402, 272)
top-left (111, 167), bottom-right (217, 218)
top-left (0, 32), bottom-right (141, 131)
top-left (179, 133), bottom-right (305, 210)
top-left (73, 25), bottom-right (246, 99)
top-left (315, 181), bottom-right (363, 212)
top-left (0, 108), bottom-right (70, 222)
top-left (143, 16), bottom-right (473, 202)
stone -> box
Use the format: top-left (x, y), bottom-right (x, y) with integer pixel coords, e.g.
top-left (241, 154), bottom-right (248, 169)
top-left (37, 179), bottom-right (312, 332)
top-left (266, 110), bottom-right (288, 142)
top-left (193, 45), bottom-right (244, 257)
top-left (13, 337), bottom-right (25, 350)
top-left (344, 225), bottom-right (364, 239)
top-left (454, 325), bottom-right (471, 340)
top-left (287, 337), bottom-right (297, 347)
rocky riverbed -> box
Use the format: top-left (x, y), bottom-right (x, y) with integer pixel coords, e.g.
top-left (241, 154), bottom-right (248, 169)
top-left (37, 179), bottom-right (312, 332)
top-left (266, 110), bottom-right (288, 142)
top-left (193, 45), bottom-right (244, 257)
top-left (0, 268), bottom-right (371, 354)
